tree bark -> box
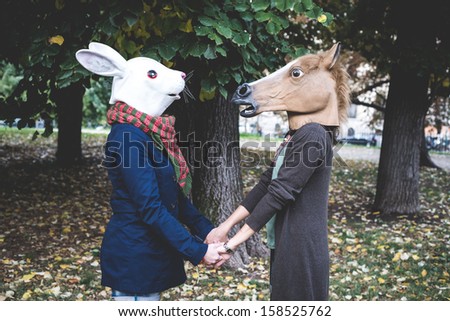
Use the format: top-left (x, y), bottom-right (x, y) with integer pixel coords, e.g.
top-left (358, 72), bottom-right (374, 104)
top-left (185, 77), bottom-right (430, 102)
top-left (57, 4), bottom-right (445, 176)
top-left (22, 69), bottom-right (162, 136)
top-left (54, 81), bottom-right (84, 166)
top-left (374, 66), bottom-right (429, 217)
top-left (172, 94), bottom-right (269, 268)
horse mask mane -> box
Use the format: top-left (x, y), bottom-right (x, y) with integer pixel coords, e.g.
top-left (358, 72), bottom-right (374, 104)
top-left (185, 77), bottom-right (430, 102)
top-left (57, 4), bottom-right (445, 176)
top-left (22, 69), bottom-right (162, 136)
top-left (75, 42), bottom-right (186, 117)
top-left (232, 43), bottom-right (350, 129)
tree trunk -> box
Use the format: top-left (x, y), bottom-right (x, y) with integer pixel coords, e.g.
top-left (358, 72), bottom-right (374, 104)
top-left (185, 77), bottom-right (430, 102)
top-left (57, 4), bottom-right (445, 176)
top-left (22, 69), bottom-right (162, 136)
top-left (172, 94), bottom-right (269, 268)
top-left (54, 81), bottom-right (84, 166)
top-left (374, 66), bottom-right (429, 217)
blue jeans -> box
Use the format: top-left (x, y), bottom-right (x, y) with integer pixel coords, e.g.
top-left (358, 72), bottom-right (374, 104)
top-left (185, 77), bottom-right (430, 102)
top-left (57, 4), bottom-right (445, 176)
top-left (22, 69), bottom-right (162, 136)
top-left (112, 290), bottom-right (160, 301)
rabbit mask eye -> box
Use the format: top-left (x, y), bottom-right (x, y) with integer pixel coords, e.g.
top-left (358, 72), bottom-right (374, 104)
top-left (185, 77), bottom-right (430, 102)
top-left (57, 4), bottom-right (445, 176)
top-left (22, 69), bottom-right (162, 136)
top-left (147, 70), bottom-right (157, 79)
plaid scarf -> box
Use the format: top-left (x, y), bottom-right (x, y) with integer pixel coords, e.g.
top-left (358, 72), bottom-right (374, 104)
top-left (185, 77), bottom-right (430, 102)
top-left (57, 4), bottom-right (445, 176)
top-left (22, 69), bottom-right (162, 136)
top-left (107, 101), bottom-right (192, 196)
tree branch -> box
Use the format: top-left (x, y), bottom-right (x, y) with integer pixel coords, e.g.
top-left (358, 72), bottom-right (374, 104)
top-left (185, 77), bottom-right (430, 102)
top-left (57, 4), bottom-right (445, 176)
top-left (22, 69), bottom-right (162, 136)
top-left (351, 99), bottom-right (386, 112)
top-left (353, 80), bottom-right (390, 97)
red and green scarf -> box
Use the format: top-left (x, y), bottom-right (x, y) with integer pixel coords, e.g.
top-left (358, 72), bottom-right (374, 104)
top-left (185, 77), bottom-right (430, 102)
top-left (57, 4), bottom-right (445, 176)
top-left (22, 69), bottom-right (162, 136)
top-left (107, 101), bottom-right (192, 196)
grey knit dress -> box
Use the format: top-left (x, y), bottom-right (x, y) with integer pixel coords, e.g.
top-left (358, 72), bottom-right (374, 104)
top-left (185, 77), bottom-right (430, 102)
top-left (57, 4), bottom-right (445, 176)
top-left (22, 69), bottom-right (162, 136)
top-left (242, 123), bottom-right (333, 301)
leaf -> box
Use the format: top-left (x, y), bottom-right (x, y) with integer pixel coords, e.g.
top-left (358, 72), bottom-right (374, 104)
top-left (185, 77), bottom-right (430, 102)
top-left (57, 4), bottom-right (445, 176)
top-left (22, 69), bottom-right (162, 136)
top-left (266, 21), bottom-right (281, 35)
top-left (232, 32), bottom-right (251, 46)
top-left (55, 0), bottom-right (65, 10)
top-left (252, 0), bottom-right (270, 11)
top-left (377, 277), bottom-right (385, 284)
top-left (194, 25), bottom-right (210, 36)
top-left (124, 14), bottom-right (138, 27)
top-left (199, 87), bottom-right (216, 102)
top-left (208, 32), bottom-right (223, 45)
top-left (203, 45), bottom-right (217, 60)
top-left (48, 35), bottom-right (64, 46)
top-left (215, 25), bottom-right (233, 39)
top-left (21, 273), bottom-right (36, 281)
top-left (22, 290), bottom-right (33, 300)
top-left (421, 269), bottom-right (427, 277)
top-left (392, 252), bottom-right (401, 262)
top-left (198, 16), bottom-right (216, 27)
top-left (274, 0), bottom-right (292, 11)
top-left (255, 12), bottom-right (272, 22)
top-left (317, 14), bottom-right (327, 23)
top-left (179, 19), bottom-right (193, 33)
top-left (189, 43), bottom-right (208, 58)
top-left (216, 46), bottom-right (227, 57)
top-left (302, 0), bottom-right (314, 10)
top-left (235, 3), bottom-right (249, 12)
top-left (158, 43), bottom-right (177, 61)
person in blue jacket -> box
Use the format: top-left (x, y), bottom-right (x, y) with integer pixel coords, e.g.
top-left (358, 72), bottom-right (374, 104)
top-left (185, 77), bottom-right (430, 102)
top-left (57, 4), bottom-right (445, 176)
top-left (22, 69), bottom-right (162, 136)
top-left (101, 103), bottom-right (222, 301)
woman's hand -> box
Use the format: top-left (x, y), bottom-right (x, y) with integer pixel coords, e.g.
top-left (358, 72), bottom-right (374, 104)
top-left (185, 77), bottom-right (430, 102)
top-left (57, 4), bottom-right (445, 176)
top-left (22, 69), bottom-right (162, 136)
top-left (205, 226), bottom-right (229, 244)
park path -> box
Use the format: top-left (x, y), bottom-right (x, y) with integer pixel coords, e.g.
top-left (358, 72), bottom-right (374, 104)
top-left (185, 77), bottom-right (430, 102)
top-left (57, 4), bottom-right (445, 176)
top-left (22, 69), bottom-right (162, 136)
top-left (240, 139), bottom-right (450, 171)
top-left (337, 145), bottom-right (450, 171)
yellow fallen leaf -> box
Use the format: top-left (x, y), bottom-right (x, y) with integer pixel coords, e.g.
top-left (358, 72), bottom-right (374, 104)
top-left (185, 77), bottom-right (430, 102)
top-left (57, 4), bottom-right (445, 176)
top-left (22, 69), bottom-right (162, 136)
top-left (48, 35), bottom-right (64, 46)
top-left (421, 269), bottom-right (427, 277)
top-left (225, 276), bottom-right (234, 281)
top-left (59, 264), bottom-right (70, 270)
top-left (21, 273), bottom-right (36, 281)
top-left (62, 227), bottom-right (71, 234)
top-left (22, 290), bottom-right (33, 300)
top-left (378, 277), bottom-right (385, 284)
top-left (443, 271), bottom-right (449, 277)
top-left (392, 252), bottom-right (401, 262)
top-left (191, 272), bottom-right (199, 279)
top-left (237, 283), bottom-right (247, 291)
top-left (412, 254), bottom-right (420, 261)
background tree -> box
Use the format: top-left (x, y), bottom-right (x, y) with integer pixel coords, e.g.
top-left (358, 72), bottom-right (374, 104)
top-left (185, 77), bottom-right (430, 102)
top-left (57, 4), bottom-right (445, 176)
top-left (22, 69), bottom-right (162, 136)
top-left (295, 0), bottom-right (450, 218)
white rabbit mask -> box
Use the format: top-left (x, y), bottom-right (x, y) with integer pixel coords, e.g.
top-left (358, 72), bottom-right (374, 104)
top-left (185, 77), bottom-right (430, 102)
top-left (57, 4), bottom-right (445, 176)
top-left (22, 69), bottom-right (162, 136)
top-left (75, 42), bottom-right (186, 117)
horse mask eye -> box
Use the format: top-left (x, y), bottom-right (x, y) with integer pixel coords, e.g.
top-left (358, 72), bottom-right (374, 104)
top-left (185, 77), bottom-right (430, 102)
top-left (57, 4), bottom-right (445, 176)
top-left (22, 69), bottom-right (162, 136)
top-left (291, 68), bottom-right (303, 78)
top-left (147, 70), bottom-right (158, 79)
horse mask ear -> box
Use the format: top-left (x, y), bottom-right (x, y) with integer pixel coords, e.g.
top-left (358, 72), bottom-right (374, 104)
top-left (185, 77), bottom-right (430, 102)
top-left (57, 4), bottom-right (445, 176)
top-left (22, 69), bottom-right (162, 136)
top-left (322, 42), bottom-right (341, 70)
top-left (75, 42), bottom-right (127, 77)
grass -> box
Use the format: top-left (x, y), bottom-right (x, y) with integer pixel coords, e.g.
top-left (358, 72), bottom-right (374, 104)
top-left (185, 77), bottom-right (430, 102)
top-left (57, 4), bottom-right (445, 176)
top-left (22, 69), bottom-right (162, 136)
top-left (0, 128), bottom-right (448, 301)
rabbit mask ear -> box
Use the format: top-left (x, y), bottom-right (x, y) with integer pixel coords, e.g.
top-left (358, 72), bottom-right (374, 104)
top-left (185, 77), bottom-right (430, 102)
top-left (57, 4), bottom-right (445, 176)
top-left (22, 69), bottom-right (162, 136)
top-left (75, 43), bottom-right (127, 77)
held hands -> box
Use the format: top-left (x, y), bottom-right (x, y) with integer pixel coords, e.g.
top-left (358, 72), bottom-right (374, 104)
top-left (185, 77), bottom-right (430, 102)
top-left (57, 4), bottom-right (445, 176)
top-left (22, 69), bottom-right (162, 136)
top-left (202, 243), bottom-right (225, 266)
top-left (204, 226), bottom-right (233, 268)
top-left (214, 245), bottom-right (234, 268)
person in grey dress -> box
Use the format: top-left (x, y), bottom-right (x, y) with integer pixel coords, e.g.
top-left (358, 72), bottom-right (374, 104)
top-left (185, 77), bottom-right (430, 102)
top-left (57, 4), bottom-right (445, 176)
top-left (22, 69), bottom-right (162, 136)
top-left (205, 43), bottom-right (350, 301)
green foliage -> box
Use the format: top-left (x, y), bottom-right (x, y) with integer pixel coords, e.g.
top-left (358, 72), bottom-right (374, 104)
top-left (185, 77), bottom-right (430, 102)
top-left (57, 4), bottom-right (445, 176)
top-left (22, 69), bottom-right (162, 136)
top-left (0, 0), bottom-right (333, 124)
top-left (82, 78), bottom-right (111, 127)
top-left (0, 62), bottom-right (23, 100)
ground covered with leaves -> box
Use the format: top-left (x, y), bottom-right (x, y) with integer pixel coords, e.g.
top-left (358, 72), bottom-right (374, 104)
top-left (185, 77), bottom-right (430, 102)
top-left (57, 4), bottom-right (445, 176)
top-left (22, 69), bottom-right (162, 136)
top-left (1, 129), bottom-right (449, 301)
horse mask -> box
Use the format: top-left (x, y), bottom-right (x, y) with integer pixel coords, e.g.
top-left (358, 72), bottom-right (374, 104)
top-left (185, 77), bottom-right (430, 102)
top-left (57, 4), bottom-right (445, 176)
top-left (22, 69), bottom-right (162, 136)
top-left (75, 42), bottom-right (186, 117)
top-left (232, 43), bottom-right (350, 130)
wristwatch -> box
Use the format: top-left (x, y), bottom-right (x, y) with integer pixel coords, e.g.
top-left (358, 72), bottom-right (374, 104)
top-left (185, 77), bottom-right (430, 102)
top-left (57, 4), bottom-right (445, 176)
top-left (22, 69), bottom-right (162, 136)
top-left (223, 242), bottom-right (234, 254)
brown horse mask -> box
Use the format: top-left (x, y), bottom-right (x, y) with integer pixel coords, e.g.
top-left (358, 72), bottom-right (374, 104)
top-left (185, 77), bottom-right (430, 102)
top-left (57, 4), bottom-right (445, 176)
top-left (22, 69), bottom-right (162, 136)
top-left (232, 43), bottom-right (350, 130)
